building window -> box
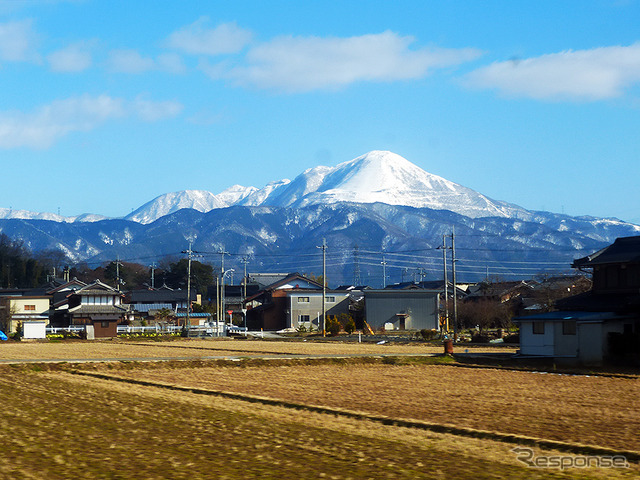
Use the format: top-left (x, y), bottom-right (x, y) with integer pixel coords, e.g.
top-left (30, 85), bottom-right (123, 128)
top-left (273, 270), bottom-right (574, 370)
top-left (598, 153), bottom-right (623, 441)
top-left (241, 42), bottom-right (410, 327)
top-left (299, 315), bottom-right (310, 323)
top-left (562, 320), bottom-right (576, 335)
top-left (24, 305), bottom-right (36, 311)
top-left (101, 321), bottom-right (109, 328)
top-left (532, 322), bottom-right (545, 335)
top-left (297, 297), bottom-right (310, 303)
top-left (325, 296), bottom-right (335, 303)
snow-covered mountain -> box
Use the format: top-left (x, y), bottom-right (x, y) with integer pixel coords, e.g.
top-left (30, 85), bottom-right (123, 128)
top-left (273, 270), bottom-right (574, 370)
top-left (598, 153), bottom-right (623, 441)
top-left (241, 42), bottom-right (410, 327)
top-left (124, 186), bottom-right (257, 224)
top-left (0, 208), bottom-right (109, 223)
top-left (238, 151), bottom-right (530, 218)
top-left (2, 151), bottom-right (638, 245)
top-left (126, 151), bottom-right (534, 224)
top-left (1, 148), bottom-right (639, 283)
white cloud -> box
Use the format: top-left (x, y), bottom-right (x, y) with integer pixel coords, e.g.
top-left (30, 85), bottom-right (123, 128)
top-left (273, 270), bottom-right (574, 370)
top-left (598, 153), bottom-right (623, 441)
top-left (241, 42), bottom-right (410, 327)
top-left (203, 31), bottom-right (481, 92)
top-left (106, 49), bottom-right (186, 74)
top-left (48, 42), bottom-right (92, 72)
top-left (0, 94), bottom-right (183, 149)
top-left (107, 49), bottom-right (155, 73)
top-left (166, 18), bottom-right (252, 55)
top-left (0, 19), bottom-right (39, 62)
top-left (463, 43), bottom-right (640, 101)
top-left (156, 52), bottom-right (186, 74)
top-left (132, 96), bottom-right (183, 121)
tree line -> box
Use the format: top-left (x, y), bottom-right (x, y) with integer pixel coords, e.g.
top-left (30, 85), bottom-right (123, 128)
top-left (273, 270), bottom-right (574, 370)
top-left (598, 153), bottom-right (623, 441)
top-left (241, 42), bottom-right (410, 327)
top-left (0, 235), bottom-right (215, 294)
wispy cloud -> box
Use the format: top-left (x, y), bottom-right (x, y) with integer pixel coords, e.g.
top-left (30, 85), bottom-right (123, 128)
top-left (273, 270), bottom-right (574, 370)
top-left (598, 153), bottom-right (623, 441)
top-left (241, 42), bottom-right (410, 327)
top-left (463, 43), bottom-right (640, 101)
top-left (106, 49), bottom-right (155, 73)
top-left (0, 19), bottom-right (39, 62)
top-left (47, 41), bottom-right (92, 72)
top-left (202, 31), bottom-right (481, 92)
top-left (0, 94), bottom-right (183, 149)
top-left (106, 49), bottom-right (186, 74)
top-left (132, 95), bottom-right (183, 121)
top-left (166, 18), bottom-right (252, 56)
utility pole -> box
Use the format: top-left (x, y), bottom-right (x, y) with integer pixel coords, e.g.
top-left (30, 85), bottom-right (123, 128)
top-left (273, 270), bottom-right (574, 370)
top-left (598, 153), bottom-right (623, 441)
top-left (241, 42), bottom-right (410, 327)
top-left (115, 256), bottom-right (124, 292)
top-left (317, 239), bottom-right (327, 336)
top-left (381, 253), bottom-right (387, 288)
top-left (149, 262), bottom-right (157, 289)
top-left (218, 247), bottom-right (229, 330)
top-left (241, 257), bottom-right (249, 299)
top-left (451, 229), bottom-right (458, 342)
top-left (216, 245), bottom-right (229, 323)
top-left (181, 243), bottom-right (200, 331)
top-left (437, 235), bottom-right (449, 333)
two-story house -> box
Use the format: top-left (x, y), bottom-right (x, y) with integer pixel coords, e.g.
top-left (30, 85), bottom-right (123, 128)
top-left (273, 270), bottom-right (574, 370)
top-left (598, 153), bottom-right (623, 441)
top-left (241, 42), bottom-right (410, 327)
top-left (53, 279), bottom-right (128, 337)
top-left (515, 236), bottom-right (640, 365)
top-left (0, 295), bottom-right (50, 336)
top-left (244, 273), bottom-right (324, 331)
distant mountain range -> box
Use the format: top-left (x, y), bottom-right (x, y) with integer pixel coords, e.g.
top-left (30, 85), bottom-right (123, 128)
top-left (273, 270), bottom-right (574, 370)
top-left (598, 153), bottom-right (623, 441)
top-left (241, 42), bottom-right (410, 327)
top-left (125, 151), bottom-right (533, 223)
top-left (0, 151), bottom-right (638, 285)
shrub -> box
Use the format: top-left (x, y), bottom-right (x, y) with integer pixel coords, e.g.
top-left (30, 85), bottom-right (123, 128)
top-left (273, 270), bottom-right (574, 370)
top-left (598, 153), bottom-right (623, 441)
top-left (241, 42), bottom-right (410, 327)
top-left (325, 316), bottom-right (341, 336)
top-left (503, 333), bottom-right (520, 343)
top-left (471, 333), bottom-right (490, 343)
top-left (344, 317), bottom-right (356, 335)
top-left (420, 329), bottom-right (438, 341)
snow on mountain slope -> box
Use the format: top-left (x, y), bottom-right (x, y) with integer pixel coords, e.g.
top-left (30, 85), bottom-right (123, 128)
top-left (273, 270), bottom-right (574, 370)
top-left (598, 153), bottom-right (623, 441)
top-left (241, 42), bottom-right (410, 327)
top-left (0, 208), bottom-right (108, 223)
top-left (125, 190), bottom-right (227, 224)
top-left (246, 151), bottom-right (532, 219)
top-left (237, 179), bottom-right (291, 206)
top-left (105, 150), bottom-right (578, 223)
top-left (216, 184), bottom-right (258, 205)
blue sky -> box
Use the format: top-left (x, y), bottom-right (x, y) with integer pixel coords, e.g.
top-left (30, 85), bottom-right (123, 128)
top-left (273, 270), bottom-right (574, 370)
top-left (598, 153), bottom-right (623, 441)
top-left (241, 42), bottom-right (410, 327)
top-left (1, 0), bottom-right (639, 223)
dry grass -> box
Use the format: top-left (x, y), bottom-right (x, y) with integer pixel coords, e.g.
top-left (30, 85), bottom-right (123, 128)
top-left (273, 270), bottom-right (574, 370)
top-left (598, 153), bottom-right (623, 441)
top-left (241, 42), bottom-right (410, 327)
top-left (0, 371), bottom-right (635, 479)
top-left (0, 339), bottom-right (636, 478)
top-left (105, 363), bottom-right (640, 453)
top-left (0, 338), bottom-right (512, 361)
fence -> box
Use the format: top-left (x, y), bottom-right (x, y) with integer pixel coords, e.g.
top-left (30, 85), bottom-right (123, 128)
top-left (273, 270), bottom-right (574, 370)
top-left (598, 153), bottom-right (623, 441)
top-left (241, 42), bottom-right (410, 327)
top-left (44, 323), bottom-right (244, 337)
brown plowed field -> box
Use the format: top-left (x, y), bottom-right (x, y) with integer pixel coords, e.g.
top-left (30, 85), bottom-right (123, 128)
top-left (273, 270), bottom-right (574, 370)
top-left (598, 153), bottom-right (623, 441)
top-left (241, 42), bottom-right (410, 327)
top-left (106, 362), bottom-right (640, 452)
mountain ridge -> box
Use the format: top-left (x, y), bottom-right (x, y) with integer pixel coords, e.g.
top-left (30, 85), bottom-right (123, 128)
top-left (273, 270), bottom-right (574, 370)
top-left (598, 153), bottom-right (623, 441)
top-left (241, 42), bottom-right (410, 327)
top-left (1, 150), bottom-right (636, 230)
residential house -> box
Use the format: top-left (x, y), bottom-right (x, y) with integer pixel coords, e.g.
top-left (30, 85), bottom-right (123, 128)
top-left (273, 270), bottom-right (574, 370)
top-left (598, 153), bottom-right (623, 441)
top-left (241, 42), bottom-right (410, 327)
top-left (515, 236), bottom-right (640, 365)
top-left (244, 273), bottom-right (324, 331)
top-left (0, 295), bottom-right (50, 336)
top-left (363, 289), bottom-right (440, 331)
top-left (207, 283), bottom-right (261, 324)
top-left (287, 289), bottom-right (350, 330)
top-left (47, 278), bottom-right (88, 327)
top-left (53, 280), bottom-right (127, 337)
top-left (125, 284), bottom-right (199, 323)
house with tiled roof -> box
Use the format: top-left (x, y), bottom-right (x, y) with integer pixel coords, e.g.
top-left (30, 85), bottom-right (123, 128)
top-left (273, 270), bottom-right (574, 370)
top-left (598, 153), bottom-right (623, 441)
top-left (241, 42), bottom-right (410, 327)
top-left (53, 280), bottom-right (127, 337)
top-left (243, 273), bottom-right (325, 331)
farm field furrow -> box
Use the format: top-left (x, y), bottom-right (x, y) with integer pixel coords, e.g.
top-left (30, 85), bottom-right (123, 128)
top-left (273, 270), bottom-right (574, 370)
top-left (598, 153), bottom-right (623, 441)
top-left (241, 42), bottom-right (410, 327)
top-left (104, 363), bottom-right (640, 453)
top-left (0, 371), bottom-right (634, 480)
top-left (0, 338), bottom-right (512, 361)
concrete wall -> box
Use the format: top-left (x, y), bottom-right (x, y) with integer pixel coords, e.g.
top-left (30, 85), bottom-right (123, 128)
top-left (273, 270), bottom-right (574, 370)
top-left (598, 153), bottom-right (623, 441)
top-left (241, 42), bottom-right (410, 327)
top-left (364, 290), bottom-right (439, 331)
